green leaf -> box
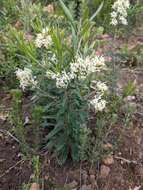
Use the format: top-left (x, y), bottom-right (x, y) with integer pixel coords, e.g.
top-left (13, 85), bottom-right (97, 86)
top-left (71, 25), bottom-right (78, 52)
top-left (57, 145), bottom-right (68, 165)
top-left (71, 143), bottom-right (79, 161)
top-left (123, 82), bottom-right (136, 97)
top-left (90, 1), bottom-right (104, 21)
top-left (46, 124), bottom-right (63, 140)
top-left (59, 0), bottom-right (76, 30)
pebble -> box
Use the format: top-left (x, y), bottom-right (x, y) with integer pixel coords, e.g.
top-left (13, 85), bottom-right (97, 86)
top-left (30, 183), bottom-right (40, 190)
top-left (89, 174), bottom-right (97, 188)
top-left (65, 180), bottom-right (78, 189)
top-left (102, 155), bottom-right (114, 165)
top-left (82, 172), bottom-right (88, 184)
top-left (80, 184), bottom-right (92, 190)
top-left (89, 174), bottom-right (95, 184)
top-left (89, 169), bottom-right (95, 175)
top-left (100, 165), bottom-right (110, 178)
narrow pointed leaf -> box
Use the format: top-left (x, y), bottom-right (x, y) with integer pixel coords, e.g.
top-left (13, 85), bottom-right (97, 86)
top-left (90, 1), bottom-right (104, 21)
top-left (59, 0), bottom-right (76, 29)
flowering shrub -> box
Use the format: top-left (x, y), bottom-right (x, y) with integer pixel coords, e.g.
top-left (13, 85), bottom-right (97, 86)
top-left (46, 55), bottom-right (107, 88)
top-left (14, 0), bottom-right (113, 163)
top-left (8, 0), bottom-right (133, 164)
top-left (16, 31), bottom-right (109, 163)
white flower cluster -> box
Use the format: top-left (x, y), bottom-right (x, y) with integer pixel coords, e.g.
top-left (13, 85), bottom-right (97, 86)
top-left (16, 68), bottom-right (37, 90)
top-left (70, 55), bottom-right (106, 79)
top-left (90, 95), bottom-right (107, 112)
top-left (35, 27), bottom-right (53, 48)
top-left (96, 81), bottom-right (108, 92)
top-left (90, 81), bottom-right (108, 112)
top-left (46, 55), bottom-right (106, 88)
top-left (110, 0), bottom-right (130, 26)
top-left (47, 70), bottom-right (75, 88)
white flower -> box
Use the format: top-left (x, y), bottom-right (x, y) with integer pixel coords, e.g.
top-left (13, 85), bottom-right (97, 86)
top-left (111, 18), bottom-right (118, 26)
top-left (124, 0), bottom-right (130, 8)
top-left (94, 56), bottom-right (106, 68)
top-left (46, 70), bottom-right (74, 88)
top-left (96, 81), bottom-right (108, 92)
top-left (16, 68), bottom-right (37, 90)
top-left (96, 99), bottom-right (107, 112)
top-left (119, 16), bottom-right (128, 25)
top-left (35, 27), bottom-right (53, 48)
top-left (111, 11), bottom-right (117, 18)
top-left (110, 0), bottom-right (130, 26)
top-left (35, 33), bottom-right (44, 48)
top-left (46, 70), bottom-right (55, 78)
top-left (90, 95), bottom-right (107, 112)
top-left (70, 55), bottom-right (106, 79)
top-left (42, 27), bottom-right (49, 34)
top-left (46, 54), bottom-right (107, 89)
top-left (51, 53), bottom-right (57, 62)
top-left (55, 71), bottom-right (73, 88)
top-left (42, 36), bottom-right (53, 48)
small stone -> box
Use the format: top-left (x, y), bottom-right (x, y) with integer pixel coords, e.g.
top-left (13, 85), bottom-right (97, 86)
top-left (82, 172), bottom-right (88, 184)
top-left (30, 174), bottom-right (35, 179)
top-left (44, 175), bottom-right (49, 180)
top-left (0, 111), bottom-right (9, 122)
top-left (89, 169), bottom-right (95, 175)
top-left (65, 180), bottom-right (78, 189)
top-left (80, 184), bottom-right (92, 190)
top-left (100, 165), bottom-right (110, 178)
top-left (89, 175), bottom-right (96, 188)
top-left (30, 183), bottom-right (40, 190)
top-left (102, 155), bottom-right (114, 165)
top-left (89, 175), bottom-right (95, 183)
top-left (133, 186), bottom-right (141, 190)
top-left (17, 153), bottom-right (22, 158)
top-left (124, 96), bottom-right (136, 102)
top-left (25, 34), bottom-right (33, 42)
top-left (121, 161), bottom-right (124, 165)
top-left (14, 20), bottom-right (22, 29)
top-left (0, 159), bottom-right (5, 163)
top-left (24, 116), bottom-right (30, 125)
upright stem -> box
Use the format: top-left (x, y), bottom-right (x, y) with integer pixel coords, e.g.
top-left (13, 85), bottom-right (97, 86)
top-left (112, 28), bottom-right (118, 93)
top-left (74, 0), bottom-right (82, 20)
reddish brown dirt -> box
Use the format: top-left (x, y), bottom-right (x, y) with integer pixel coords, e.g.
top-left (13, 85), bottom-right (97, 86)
top-left (0, 134), bottom-right (32, 190)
